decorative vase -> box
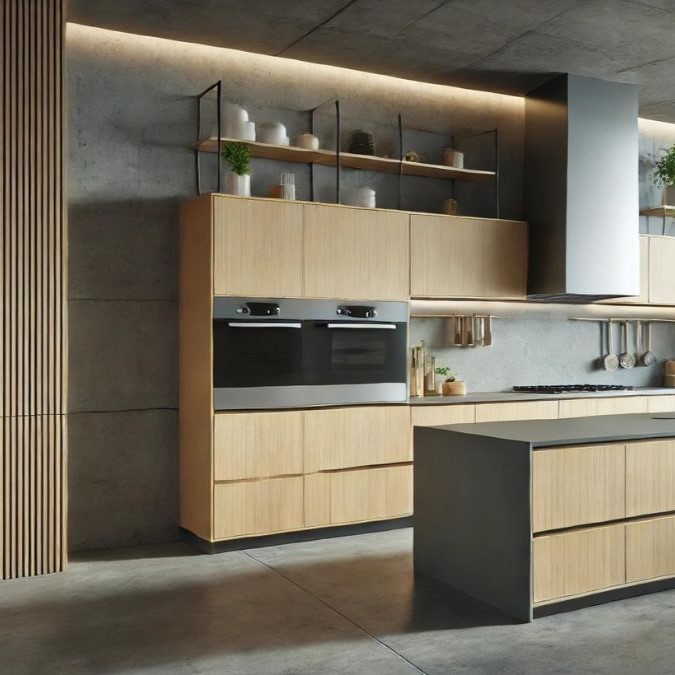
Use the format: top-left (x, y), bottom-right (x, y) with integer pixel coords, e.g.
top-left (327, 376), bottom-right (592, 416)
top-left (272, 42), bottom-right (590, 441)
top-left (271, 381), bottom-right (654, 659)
top-left (662, 185), bottom-right (675, 206)
top-left (225, 172), bottom-right (250, 196)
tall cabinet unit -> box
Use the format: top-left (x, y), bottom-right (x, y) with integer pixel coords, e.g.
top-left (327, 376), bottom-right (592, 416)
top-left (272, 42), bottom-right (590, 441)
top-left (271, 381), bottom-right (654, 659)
top-left (180, 194), bottom-right (413, 545)
top-left (1, 0), bottom-right (68, 579)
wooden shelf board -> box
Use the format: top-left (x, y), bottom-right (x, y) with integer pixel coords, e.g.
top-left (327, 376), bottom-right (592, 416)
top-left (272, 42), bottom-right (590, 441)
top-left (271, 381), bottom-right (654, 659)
top-left (640, 205), bottom-right (675, 217)
top-left (196, 137), bottom-right (495, 183)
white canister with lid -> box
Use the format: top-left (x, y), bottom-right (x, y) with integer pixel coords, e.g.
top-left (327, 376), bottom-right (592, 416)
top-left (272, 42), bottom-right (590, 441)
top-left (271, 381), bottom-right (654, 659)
top-left (257, 122), bottom-right (288, 145)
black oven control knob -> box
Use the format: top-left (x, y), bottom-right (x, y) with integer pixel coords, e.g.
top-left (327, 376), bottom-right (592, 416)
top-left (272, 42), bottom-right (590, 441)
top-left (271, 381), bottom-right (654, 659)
top-left (236, 306), bottom-right (251, 315)
top-left (337, 305), bottom-right (377, 319)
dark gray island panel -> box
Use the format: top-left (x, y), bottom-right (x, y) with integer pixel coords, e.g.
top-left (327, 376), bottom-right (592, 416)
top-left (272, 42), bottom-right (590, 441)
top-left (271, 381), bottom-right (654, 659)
top-left (413, 426), bottom-right (533, 622)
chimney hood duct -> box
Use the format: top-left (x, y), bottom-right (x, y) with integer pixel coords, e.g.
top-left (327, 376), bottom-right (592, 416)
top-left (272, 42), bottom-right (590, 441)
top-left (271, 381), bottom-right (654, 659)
top-left (524, 74), bottom-right (639, 302)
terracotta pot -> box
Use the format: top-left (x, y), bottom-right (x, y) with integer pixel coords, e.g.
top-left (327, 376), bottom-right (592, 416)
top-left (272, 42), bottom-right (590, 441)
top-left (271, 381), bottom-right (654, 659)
top-left (442, 380), bottom-right (467, 396)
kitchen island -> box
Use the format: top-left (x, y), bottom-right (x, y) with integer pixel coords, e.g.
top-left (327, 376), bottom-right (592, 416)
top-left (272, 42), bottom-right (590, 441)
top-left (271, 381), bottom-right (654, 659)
top-left (414, 413), bottom-right (675, 621)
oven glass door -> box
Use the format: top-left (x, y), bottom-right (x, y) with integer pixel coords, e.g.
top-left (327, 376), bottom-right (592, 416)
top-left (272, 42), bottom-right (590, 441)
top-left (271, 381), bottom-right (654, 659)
top-left (213, 319), bottom-right (306, 388)
top-left (308, 321), bottom-right (407, 385)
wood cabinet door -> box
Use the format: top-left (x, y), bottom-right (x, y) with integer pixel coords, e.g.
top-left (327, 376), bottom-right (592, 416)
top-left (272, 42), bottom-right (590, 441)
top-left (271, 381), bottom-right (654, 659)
top-left (304, 465), bottom-right (412, 527)
top-left (213, 477), bottom-right (304, 540)
top-left (214, 411), bottom-right (304, 481)
top-left (411, 404), bottom-right (476, 427)
top-left (303, 204), bottom-right (409, 300)
top-left (213, 195), bottom-right (304, 297)
top-left (558, 396), bottom-right (649, 418)
top-left (304, 406), bottom-right (411, 473)
top-left (533, 444), bottom-right (625, 533)
top-left (648, 396), bottom-right (675, 413)
top-left (626, 439), bottom-right (675, 517)
top-left (410, 214), bottom-right (528, 299)
top-left (649, 235), bottom-right (675, 305)
top-left (623, 236), bottom-right (650, 304)
top-left (474, 400), bottom-right (558, 423)
top-left (626, 515), bottom-right (675, 583)
top-left (533, 525), bottom-right (625, 603)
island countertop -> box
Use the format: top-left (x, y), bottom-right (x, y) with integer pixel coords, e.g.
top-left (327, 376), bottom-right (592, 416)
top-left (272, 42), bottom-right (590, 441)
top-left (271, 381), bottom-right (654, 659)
top-left (434, 412), bottom-right (675, 447)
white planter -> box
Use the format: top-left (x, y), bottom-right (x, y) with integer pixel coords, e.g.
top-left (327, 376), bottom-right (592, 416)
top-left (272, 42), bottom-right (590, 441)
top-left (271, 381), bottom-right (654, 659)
top-left (663, 185), bottom-right (675, 206)
top-left (225, 172), bottom-right (250, 197)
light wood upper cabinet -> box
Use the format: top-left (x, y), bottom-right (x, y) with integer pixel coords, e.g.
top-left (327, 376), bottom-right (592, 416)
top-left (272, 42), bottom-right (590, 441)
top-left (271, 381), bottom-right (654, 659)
top-left (213, 196), bottom-right (304, 297)
top-left (625, 236), bottom-right (650, 305)
top-left (410, 214), bottom-right (528, 299)
top-left (626, 439), bottom-right (675, 517)
top-left (303, 204), bottom-right (410, 300)
top-left (649, 235), bottom-right (675, 305)
top-left (533, 444), bottom-right (625, 533)
top-left (304, 406), bottom-right (411, 473)
top-left (214, 411), bottom-right (304, 482)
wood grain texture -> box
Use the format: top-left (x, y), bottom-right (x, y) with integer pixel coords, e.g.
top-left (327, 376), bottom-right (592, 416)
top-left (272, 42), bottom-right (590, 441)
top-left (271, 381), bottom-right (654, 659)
top-left (1, 0), bottom-right (66, 580)
top-left (214, 411), bottom-right (303, 481)
top-left (533, 525), bottom-right (626, 603)
top-left (648, 235), bottom-right (675, 305)
top-left (474, 400), bottom-right (559, 423)
top-left (304, 406), bottom-right (411, 473)
top-left (626, 439), bottom-right (675, 517)
top-left (410, 404), bottom-right (476, 427)
top-left (410, 214), bottom-right (528, 299)
top-left (533, 444), bottom-right (626, 533)
top-left (303, 204), bottom-right (409, 300)
top-left (626, 515), bottom-right (675, 583)
top-left (558, 396), bottom-right (649, 419)
top-left (179, 195), bottom-right (214, 540)
top-left (648, 396), bottom-right (675, 413)
top-left (213, 195), bottom-right (303, 297)
top-left (213, 476), bottom-right (304, 540)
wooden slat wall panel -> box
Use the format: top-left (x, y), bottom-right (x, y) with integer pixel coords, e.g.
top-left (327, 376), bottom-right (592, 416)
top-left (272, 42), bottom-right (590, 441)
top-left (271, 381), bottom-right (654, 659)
top-left (1, 0), bottom-right (66, 579)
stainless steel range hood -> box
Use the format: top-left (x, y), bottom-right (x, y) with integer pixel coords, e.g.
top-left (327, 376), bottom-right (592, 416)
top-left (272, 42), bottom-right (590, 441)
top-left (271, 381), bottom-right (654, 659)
top-left (524, 74), bottom-right (639, 302)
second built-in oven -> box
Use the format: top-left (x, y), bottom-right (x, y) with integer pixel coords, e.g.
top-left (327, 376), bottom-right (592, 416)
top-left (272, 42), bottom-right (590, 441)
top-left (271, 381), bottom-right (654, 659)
top-left (213, 297), bottom-right (408, 410)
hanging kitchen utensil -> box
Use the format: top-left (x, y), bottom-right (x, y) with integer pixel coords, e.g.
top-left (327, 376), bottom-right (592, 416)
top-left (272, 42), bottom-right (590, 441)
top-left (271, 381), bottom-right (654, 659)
top-left (636, 320), bottom-right (644, 366)
top-left (467, 315), bottom-right (474, 346)
top-left (643, 321), bottom-right (657, 367)
top-left (603, 320), bottom-right (619, 371)
top-left (618, 321), bottom-right (635, 369)
top-left (454, 315), bottom-right (462, 346)
top-left (476, 316), bottom-right (484, 346)
top-left (483, 316), bottom-right (492, 347)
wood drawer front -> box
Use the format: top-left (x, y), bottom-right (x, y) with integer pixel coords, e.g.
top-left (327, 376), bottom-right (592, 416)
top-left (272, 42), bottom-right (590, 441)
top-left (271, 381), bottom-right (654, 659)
top-left (213, 196), bottom-right (304, 297)
top-left (304, 406), bottom-right (411, 473)
top-left (411, 405), bottom-right (476, 427)
top-left (648, 396), bottom-right (675, 413)
top-left (626, 515), bottom-right (675, 583)
top-left (305, 465), bottom-right (413, 527)
top-left (533, 525), bottom-right (626, 603)
top-left (474, 400), bottom-right (558, 423)
top-left (626, 439), bottom-right (675, 517)
top-left (303, 204), bottom-right (410, 301)
top-left (214, 477), bottom-right (304, 540)
top-left (214, 411), bottom-right (304, 481)
top-left (532, 444), bottom-right (625, 533)
top-left (558, 397), bottom-right (649, 418)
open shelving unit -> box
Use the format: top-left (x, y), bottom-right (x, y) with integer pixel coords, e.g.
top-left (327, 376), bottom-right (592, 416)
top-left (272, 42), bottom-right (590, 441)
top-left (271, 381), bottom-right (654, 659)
top-left (194, 80), bottom-right (501, 216)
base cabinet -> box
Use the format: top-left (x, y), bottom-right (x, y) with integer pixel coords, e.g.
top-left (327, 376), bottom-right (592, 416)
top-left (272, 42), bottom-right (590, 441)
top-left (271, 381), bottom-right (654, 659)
top-left (533, 525), bottom-right (626, 603)
top-left (626, 515), bottom-right (675, 583)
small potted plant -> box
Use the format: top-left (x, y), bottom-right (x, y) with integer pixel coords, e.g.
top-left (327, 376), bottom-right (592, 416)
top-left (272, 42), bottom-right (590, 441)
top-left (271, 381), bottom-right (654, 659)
top-left (436, 366), bottom-right (466, 397)
top-left (221, 142), bottom-right (251, 196)
top-left (652, 144), bottom-right (675, 206)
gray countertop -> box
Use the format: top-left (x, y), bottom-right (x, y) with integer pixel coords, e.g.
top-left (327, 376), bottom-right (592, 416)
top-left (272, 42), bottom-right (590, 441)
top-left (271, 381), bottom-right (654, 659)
top-left (409, 387), bottom-right (675, 406)
top-left (434, 413), bottom-right (675, 447)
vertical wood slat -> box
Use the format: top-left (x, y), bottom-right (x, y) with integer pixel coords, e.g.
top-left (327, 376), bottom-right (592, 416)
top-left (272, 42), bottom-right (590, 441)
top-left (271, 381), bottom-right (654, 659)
top-left (1, 0), bottom-right (66, 580)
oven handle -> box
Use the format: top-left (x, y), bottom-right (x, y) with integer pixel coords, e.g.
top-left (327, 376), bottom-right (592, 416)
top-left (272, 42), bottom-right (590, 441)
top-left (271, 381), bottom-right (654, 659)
top-left (227, 322), bottom-right (302, 329)
top-left (325, 323), bottom-right (397, 330)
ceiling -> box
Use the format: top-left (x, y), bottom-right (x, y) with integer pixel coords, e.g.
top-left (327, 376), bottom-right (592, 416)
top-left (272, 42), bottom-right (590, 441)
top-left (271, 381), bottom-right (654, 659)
top-left (69, 0), bottom-right (675, 122)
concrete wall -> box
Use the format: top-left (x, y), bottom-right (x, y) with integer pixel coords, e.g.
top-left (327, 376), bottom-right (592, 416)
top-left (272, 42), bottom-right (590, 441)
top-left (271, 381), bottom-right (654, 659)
top-left (67, 24), bottom-right (675, 551)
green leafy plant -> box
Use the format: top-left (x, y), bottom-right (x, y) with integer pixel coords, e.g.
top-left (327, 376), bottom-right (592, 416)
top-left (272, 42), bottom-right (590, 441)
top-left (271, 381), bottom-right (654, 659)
top-left (221, 142), bottom-right (251, 176)
top-left (435, 366), bottom-right (455, 382)
top-left (653, 144), bottom-right (675, 187)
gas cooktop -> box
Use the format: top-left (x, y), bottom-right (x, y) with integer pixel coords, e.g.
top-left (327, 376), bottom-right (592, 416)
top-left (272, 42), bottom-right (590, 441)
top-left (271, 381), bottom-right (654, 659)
top-left (513, 384), bottom-right (635, 395)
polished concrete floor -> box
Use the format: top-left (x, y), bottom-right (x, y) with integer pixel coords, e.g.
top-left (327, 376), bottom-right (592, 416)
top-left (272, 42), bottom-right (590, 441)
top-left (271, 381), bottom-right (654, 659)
top-left (2, 527), bottom-right (675, 674)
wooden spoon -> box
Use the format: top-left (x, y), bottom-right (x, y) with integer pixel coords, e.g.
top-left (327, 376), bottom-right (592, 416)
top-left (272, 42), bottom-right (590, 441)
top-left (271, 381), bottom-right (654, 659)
top-left (603, 321), bottom-right (619, 372)
top-left (619, 321), bottom-right (635, 369)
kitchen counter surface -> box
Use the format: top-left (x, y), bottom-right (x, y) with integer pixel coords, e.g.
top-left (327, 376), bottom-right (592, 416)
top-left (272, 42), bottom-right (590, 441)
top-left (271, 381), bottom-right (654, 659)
top-left (408, 387), bottom-right (675, 406)
top-left (431, 412), bottom-right (675, 447)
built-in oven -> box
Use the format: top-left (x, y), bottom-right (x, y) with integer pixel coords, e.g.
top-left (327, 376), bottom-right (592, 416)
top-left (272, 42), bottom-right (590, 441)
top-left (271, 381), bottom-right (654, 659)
top-left (213, 298), bottom-right (408, 410)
